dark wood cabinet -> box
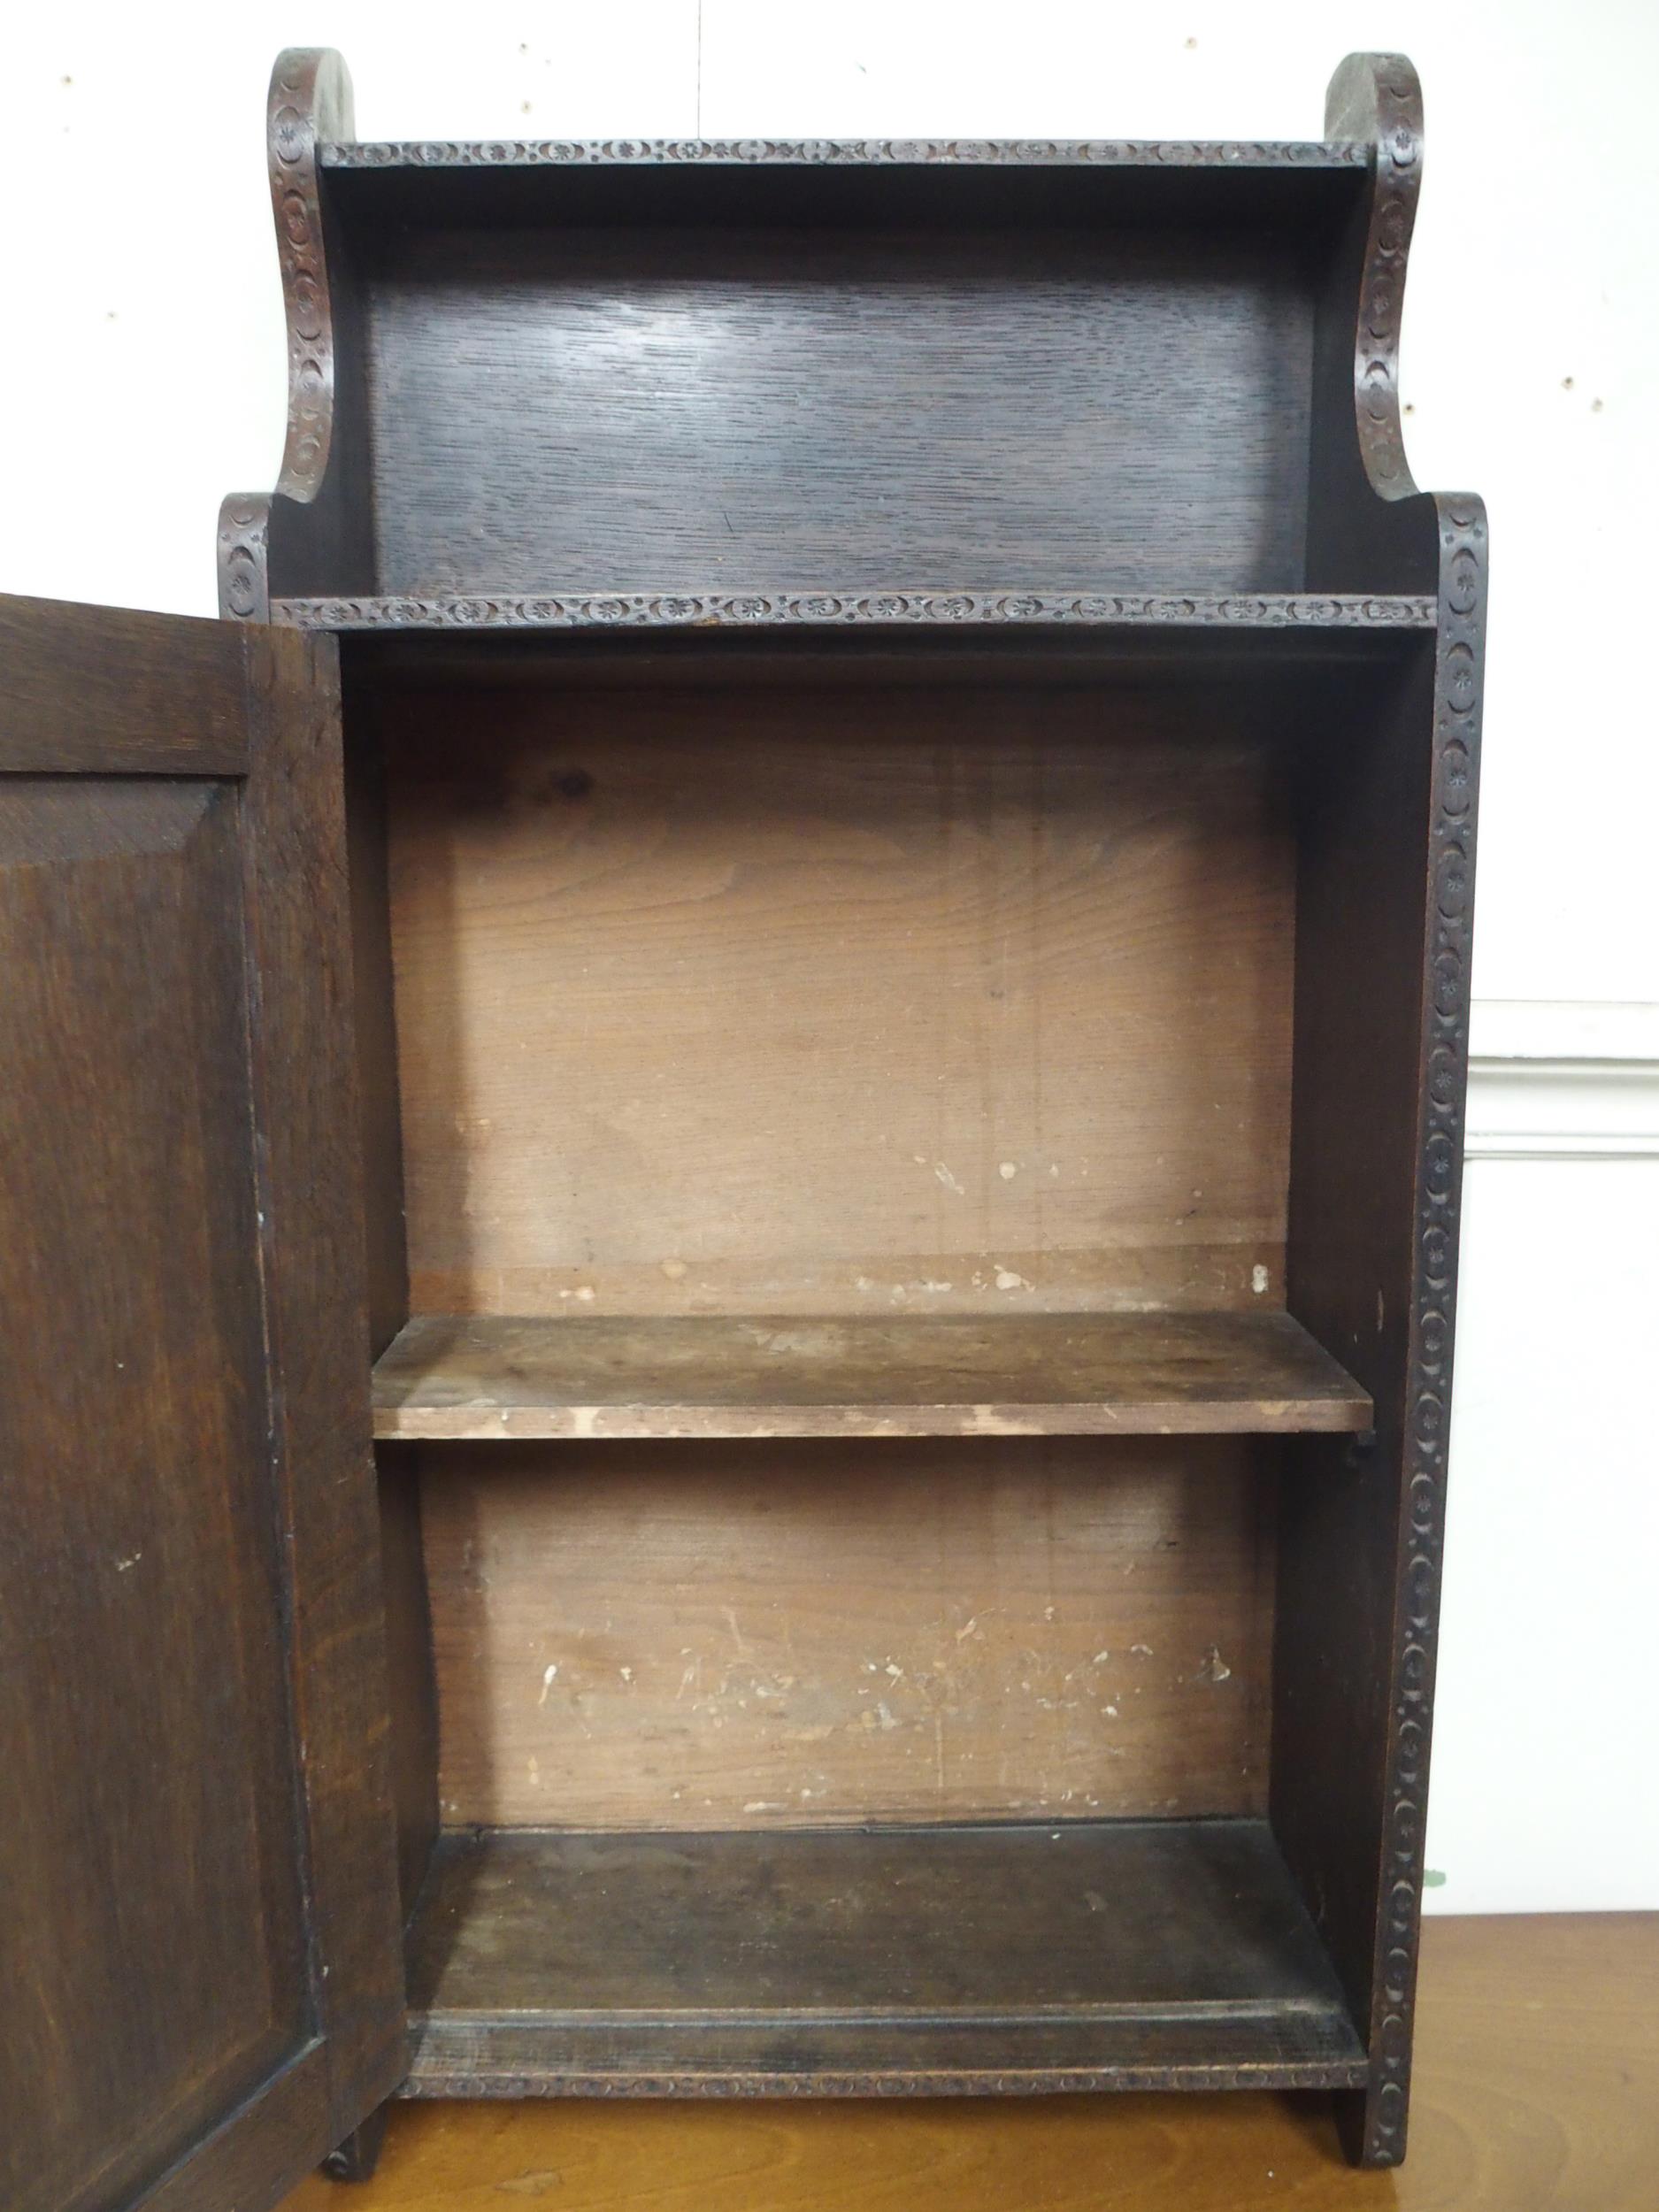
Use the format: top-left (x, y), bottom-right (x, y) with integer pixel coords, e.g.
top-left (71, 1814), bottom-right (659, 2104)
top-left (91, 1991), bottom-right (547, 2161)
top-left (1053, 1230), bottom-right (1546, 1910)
top-left (0, 603), bottom-right (405, 2211)
top-left (0, 46), bottom-right (1483, 2205)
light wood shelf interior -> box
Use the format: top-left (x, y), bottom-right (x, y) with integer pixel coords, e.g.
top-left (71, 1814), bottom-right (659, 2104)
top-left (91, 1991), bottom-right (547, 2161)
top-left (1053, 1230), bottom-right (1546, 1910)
top-left (372, 1310), bottom-right (1371, 1442)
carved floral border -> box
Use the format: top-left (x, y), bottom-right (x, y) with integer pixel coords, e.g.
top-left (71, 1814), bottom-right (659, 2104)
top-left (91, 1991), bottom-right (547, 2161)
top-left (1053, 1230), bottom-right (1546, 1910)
top-left (220, 50), bottom-right (351, 623)
top-left (271, 590), bottom-right (1435, 632)
top-left (1365, 495), bottom-right (1484, 2165)
top-left (1321, 53), bottom-right (1487, 2169)
top-left (323, 136), bottom-right (1367, 169)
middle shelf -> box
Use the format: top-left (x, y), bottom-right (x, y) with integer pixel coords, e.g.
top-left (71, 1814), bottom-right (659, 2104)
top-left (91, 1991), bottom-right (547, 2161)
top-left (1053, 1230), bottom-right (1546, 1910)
top-left (371, 1310), bottom-right (1371, 1442)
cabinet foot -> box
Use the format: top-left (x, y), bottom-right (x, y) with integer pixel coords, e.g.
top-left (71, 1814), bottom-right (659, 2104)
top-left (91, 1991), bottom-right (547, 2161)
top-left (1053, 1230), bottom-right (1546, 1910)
top-left (1333, 2084), bottom-right (1406, 2168)
top-left (321, 2106), bottom-right (388, 2184)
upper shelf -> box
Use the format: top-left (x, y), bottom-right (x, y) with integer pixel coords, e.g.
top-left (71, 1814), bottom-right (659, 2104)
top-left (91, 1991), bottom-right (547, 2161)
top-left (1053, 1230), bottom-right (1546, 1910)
top-left (312, 134), bottom-right (1370, 232)
top-left (222, 50), bottom-right (1477, 634)
top-left (371, 1310), bottom-right (1371, 1442)
top-left (322, 135), bottom-right (1366, 171)
top-left (273, 590), bottom-right (1436, 636)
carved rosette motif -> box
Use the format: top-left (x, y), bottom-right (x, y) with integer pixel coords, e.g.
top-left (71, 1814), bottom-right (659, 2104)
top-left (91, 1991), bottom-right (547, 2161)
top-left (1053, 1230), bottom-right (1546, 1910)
top-left (1356, 69), bottom-right (1422, 497)
top-left (268, 51), bottom-right (346, 502)
top-left (272, 590), bottom-right (1434, 632)
top-left (323, 136), bottom-right (1367, 169)
top-left (218, 499), bottom-right (271, 625)
top-left (1325, 51), bottom-right (1425, 506)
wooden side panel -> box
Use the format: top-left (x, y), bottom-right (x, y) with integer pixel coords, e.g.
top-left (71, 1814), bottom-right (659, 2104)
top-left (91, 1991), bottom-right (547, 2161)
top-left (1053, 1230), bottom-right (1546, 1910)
top-left (0, 601), bottom-right (403, 2212)
top-left (342, 685), bottom-right (411, 1361)
top-left (420, 1436), bottom-right (1278, 1830)
top-left (376, 1448), bottom-right (442, 1919)
top-left (240, 625), bottom-right (409, 2149)
top-left (342, 680), bottom-right (440, 1928)
top-left (1275, 653), bottom-right (1432, 2013)
top-left (1275, 560), bottom-right (1482, 2169)
top-left (386, 681), bottom-right (1296, 1318)
top-left (1279, 53), bottom-right (1487, 2170)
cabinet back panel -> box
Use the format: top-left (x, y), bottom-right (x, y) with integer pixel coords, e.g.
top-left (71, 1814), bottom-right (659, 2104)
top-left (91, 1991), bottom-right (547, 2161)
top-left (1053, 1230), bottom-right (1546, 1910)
top-left (384, 682), bottom-right (1295, 1317)
top-left (419, 1437), bottom-right (1275, 1829)
top-left (365, 227), bottom-right (1313, 595)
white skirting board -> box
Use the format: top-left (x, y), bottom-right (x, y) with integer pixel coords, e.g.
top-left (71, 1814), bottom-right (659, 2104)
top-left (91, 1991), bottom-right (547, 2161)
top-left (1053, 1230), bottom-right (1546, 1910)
top-left (1425, 1000), bottom-right (1659, 1912)
top-left (1464, 1000), bottom-right (1659, 1161)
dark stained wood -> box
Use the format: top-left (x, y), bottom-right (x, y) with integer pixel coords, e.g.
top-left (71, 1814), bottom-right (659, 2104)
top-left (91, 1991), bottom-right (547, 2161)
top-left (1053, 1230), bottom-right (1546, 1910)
top-left (321, 2110), bottom-right (388, 2185)
top-left (342, 678), bottom-right (411, 1363)
top-left (280, 1914), bottom-right (1659, 2209)
top-left (0, 593), bottom-right (250, 772)
top-left (313, 141), bottom-right (1367, 317)
top-left (1275, 54), bottom-right (1487, 2170)
top-left (0, 598), bottom-right (403, 2212)
top-left (419, 1435), bottom-right (1279, 1831)
top-left (0, 32), bottom-right (1494, 2202)
top-left (219, 51), bottom-right (376, 625)
top-left (373, 1311), bottom-right (1370, 1440)
top-left (323, 134), bottom-right (1368, 170)
top-left (362, 224), bottom-right (1315, 600)
top-left (0, 762), bottom-right (305, 2212)
top-left (279, 591), bottom-right (1436, 634)
top-left (213, 38), bottom-right (1479, 2179)
top-left (342, 680), bottom-right (438, 1936)
top-left (239, 622), bottom-right (411, 2151)
top-left (375, 1448), bottom-right (441, 1920)
top-left (399, 1822), bottom-right (1365, 2095)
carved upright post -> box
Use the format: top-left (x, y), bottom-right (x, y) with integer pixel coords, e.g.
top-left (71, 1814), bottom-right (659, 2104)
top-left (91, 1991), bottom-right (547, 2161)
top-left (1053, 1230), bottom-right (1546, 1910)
top-left (1278, 50), bottom-right (1487, 2170)
top-left (219, 50), bottom-right (371, 619)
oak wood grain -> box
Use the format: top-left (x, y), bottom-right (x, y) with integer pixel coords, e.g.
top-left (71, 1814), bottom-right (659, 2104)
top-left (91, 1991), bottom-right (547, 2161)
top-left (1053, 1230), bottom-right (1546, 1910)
top-left (0, 598), bottom-right (403, 2212)
top-left (279, 1915), bottom-right (1659, 2208)
top-left (361, 227), bottom-right (1315, 600)
top-left (0, 772), bottom-right (306, 2212)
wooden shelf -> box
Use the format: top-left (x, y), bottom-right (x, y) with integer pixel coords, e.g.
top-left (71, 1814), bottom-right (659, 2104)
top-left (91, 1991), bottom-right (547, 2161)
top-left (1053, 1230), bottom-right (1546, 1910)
top-left (323, 137), bottom-right (1369, 173)
top-left (399, 1819), bottom-right (1368, 2095)
top-left (371, 1310), bottom-right (1371, 1442)
top-left (275, 590), bottom-right (1436, 638)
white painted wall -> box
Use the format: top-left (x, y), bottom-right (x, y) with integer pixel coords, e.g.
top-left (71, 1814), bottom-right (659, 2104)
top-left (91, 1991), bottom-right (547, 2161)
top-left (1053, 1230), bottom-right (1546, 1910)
top-left (4, 1), bottom-right (1655, 1909)
top-left (1433, 1003), bottom-right (1659, 1910)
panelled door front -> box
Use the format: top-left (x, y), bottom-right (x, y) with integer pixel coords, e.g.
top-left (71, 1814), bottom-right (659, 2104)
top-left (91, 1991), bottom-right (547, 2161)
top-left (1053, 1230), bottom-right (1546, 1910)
top-left (0, 596), bottom-right (403, 2212)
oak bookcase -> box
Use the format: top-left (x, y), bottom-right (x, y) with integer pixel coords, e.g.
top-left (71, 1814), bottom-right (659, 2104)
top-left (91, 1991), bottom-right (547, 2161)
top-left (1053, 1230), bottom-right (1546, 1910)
top-left (0, 47), bottom-right (1483, 2209)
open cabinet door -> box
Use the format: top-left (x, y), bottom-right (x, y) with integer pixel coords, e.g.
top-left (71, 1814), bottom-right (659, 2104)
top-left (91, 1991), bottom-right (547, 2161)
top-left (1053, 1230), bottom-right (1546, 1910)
top-left (0, 596), bottom-right (404, 2212)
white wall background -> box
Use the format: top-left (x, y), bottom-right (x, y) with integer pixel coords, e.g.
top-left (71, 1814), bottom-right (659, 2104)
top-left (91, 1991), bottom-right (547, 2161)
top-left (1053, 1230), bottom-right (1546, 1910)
top-left (4, 1), bottom-right (1655, 1910)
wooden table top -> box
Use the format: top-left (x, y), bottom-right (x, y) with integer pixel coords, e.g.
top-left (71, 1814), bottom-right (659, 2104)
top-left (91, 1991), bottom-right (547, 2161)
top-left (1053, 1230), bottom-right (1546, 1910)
top-left (282, 1912), bottom-right (1658, 2211)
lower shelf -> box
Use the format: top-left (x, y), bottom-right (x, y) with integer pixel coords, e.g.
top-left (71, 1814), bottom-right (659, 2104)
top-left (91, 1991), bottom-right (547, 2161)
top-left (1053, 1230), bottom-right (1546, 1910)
top-left (399, 1819), bottom-right (1368, 2095)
